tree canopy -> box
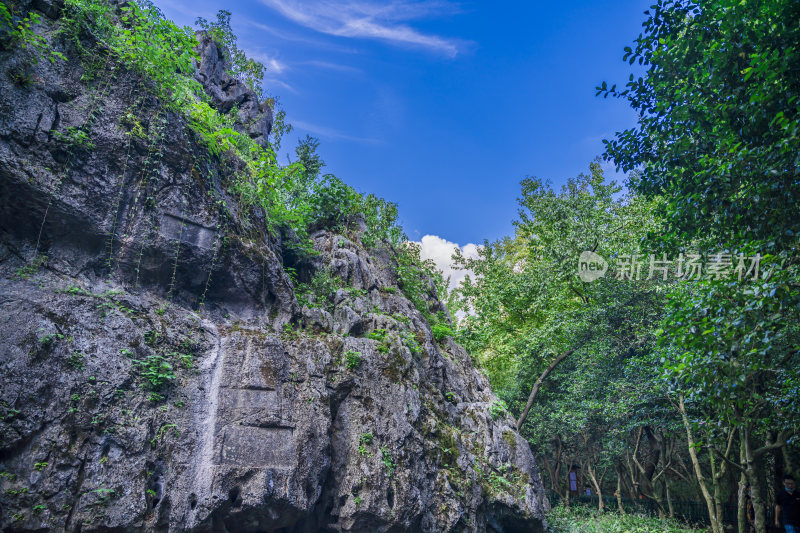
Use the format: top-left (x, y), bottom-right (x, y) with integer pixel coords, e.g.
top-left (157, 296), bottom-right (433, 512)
top-left (453, 2), bottom-right (800, 531)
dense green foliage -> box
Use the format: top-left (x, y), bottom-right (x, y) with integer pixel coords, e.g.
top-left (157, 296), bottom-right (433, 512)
top-left (451, 161), bottom-right (660, 396)
top-left (452, 3), bottom-right (799, 532)
top-left (599, 1), bottom-right (800, 531)
top-left (547, 505), bottom-right (703, 533)
top-left (0, 2), bottom-right (65, 63)
top-left (294, 267), bottom-right (340, 312)
top-left (601, 0), bottom-right (800, 252)
top-left (450, 163), bottom-right (688, 513)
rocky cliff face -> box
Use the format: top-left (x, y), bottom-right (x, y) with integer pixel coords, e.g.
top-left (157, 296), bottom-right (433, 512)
top-left (0, 3), bottom-right (548, 531)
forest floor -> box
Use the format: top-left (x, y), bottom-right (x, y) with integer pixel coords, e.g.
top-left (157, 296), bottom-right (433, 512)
top-left (546, 504), bottom-right (708, 532)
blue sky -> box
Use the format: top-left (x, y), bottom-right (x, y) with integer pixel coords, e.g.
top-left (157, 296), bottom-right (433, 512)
top-left (154, 0), bottom-right (649, 251)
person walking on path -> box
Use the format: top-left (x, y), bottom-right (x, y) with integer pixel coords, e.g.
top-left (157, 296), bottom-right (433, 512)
top-left (776, 474), bottom-right (800, 532)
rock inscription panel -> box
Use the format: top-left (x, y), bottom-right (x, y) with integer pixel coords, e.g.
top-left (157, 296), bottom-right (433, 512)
top-left (159, 213), bottom-right (216, 250)
top-left (213, 334), bottom-right (295, 468)
top-left (218, 426), bottom-right (294, 467)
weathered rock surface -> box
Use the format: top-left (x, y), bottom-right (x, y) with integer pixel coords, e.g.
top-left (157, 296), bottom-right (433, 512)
top-left (0, 5), bottom-right (548, 532)
top-left (193, 31), bottom-right (274, 148)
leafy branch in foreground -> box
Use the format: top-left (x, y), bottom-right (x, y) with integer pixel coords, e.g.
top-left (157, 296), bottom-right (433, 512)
top-left (0, 2), bottom-right (66, 63)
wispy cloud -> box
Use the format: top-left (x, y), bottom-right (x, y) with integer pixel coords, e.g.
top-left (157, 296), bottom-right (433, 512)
top-left (300, 60), bottom-right (363, 73)
top-left (265, 78), bottom-right (298, 94)
top-left (242, 18), bottom-right (363, 53)
top-left (152, 0), bottom-right (204, 25)
top-left (249, 52), bottom-right (289, 74)
top-left (247, 52), bottom-right (298, 93)
top-left (257, 0), bottom-right (466, 57)
top-left (292, 120), bottom-right (383, 144)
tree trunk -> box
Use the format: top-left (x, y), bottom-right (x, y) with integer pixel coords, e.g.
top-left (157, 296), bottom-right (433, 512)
top-left (564, 460), bottom-right (574, 509)
top-left (713, 477), bottom-right (725, 533)
top-left (678, 395), bottom-right (725, 533)
top-left (782, 444), bottom-right (795, 477)
top-left (553, 437), bottom-right (565, 499)
top-left (666, 480), bottom-right (674, 519)
top-left (744, 426), bottom-right (767, 533)
top-left (616, 470), bottom-right (625, 515)
top-left (738, 436), bottom-right (748, 533)
top-left (774, 431), bottom-right (785, 493)
top-left (515, 348), bottom-right (574, 431)
top-left (586, 462), bottom-right (605, 512)
top-left (709, 448), bottom-right (726, 533)
top-left (738, 471), bottom-right (748, 533)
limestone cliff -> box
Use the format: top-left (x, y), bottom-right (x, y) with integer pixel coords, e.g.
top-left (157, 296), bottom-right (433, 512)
top-left (0, 2), bottom-right (548, 531)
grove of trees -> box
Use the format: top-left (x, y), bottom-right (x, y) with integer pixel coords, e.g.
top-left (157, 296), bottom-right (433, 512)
top-left (448, 1), bottom-right (800, 532)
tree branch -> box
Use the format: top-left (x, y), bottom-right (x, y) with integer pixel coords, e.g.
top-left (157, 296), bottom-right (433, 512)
top-left (753, 430), bottom-right (789, 458)
top-left (709, 445), bottom-right (745, 474)
top-left (516, 347), bottom-right (575, 430)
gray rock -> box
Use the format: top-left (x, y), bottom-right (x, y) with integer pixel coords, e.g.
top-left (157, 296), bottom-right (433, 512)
top-left (193, 31), bottom-right (274, 148)
top-left (0, 7), bottom-right (548, 532)
top-left (31, 0), bottom-right (64, 19)
top-left (302, 305), bottom-right (334, 334)
top-left (333, 305), bottom-right (362, 335)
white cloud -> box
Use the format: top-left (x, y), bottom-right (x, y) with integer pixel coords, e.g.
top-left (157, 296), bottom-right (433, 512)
top-left (268, 58), bottom-right (288, 74)
top-left (301, 59), bottom-right (363, 73)
top-left (416, 234), bottom-right (479, 291)
top-left (243, 18), bottom-right (364, 54)
top-left (257, 0), bottom-right (466, 57)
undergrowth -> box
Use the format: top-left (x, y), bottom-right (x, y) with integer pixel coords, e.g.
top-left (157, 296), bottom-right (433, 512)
top-left (546, 505), bottom-right (706, 533)
top-left (0, 2), bottom-right (66, 63)
top-left (295, 267), bottom-right (340, 312)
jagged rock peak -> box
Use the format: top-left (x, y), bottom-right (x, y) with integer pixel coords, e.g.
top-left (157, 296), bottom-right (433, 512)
top-left (193, 30), bottom-right (273, 148)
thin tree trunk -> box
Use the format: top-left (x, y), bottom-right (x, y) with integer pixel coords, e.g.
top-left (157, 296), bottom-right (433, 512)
top-left (678, 395), bottom-right (724, 533)
top-left (516, 348), bottom-right (574, 431)
top-left (586, 463), bottom-right (605, 512)
top-left (774, 431), bottom-right (785, 493)
top-left (744, 426), bottom-right (766, 533)
top-left (616, 471), bottom-right (625, 514)
top-left (783, 444), bottom-right (795, 477)
top-left (713, 478), bottom-right (725, 533)
top-left (553, 437), bottom-right (565, 499)
top-left (738, 472), bottom-right (748, 533)
top-left (709, 447), bottom-right (726, 533)
top-left (738, 435), bottom-right (748, 533)
top-left (666, 480), bottom-right (674, 519)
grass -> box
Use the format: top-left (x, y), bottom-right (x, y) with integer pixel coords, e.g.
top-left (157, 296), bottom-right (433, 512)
top-left (546, 505), bottom-right (706, 533)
